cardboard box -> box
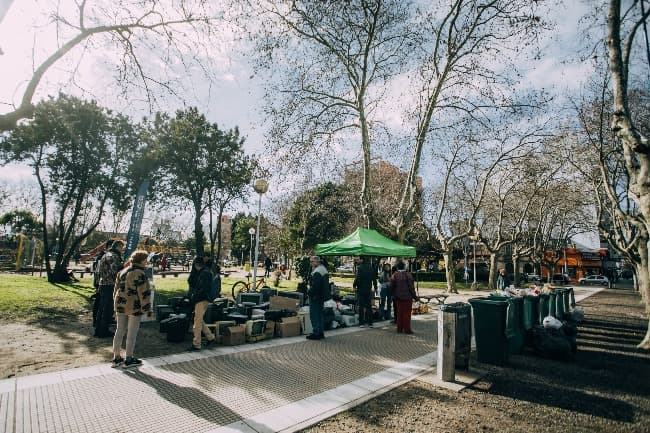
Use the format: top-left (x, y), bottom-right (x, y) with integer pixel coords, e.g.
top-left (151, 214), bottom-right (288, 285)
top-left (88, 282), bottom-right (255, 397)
top-left (222, 325), bottom-right (245, 346)
top-left (269, 295), bottom-right (300, 312)
top-left (278, 316), bottom-right (301, 338)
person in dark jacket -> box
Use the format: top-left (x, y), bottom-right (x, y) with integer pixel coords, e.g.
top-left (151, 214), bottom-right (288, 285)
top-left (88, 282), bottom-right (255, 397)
top-left (307, 256), bottom-right (329, 340)
top-left (187, 257), bottom-right (216, 351)
top-left (92, 239), bottom-right (114, 327)
top-left (95, 240), bottom-right (124, 338)
top-left (389, 260), bottom-right (418, 334)
top-left (353, 256), bottom-right (378, 327)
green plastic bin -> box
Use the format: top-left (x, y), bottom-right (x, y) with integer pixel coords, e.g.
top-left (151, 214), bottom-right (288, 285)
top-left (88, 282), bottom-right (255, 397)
top-left (548, 292), bottom-right (557, 318)
top-left (523, 296), bottom-right (539, 330)
top-left (538, 294), bottom-right (550, 324)
top-left (468, 297), bottom-right (514, 366)
top-left (555, 288), bottom-right (567, 319)
top-left (489, 295), bottom-right (525, 354)
top-left (439, 302), bottom-right (472, 370)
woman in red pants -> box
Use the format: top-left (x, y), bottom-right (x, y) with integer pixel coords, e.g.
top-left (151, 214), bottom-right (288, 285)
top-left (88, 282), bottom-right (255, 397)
top-left (389, 261), bottom-right (418, 334)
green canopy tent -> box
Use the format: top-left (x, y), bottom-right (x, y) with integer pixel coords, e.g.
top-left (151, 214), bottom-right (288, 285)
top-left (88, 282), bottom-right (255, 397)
top-left (315, 227), bottom-right (416, 257)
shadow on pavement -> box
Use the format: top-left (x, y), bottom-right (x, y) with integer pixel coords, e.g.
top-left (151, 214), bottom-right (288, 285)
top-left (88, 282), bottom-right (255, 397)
top-left (125, 368), bottom-right (242, 427)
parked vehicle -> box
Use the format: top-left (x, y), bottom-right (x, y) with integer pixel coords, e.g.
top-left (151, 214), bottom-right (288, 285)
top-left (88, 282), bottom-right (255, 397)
top-left (578, 275), bottom-right (609, 285)
top-left (526, 273), bottom-right (541, 282)
top-left (552, 273), bottom-right (572, 285)
top-left (336, 264), bottom-right (354, 273)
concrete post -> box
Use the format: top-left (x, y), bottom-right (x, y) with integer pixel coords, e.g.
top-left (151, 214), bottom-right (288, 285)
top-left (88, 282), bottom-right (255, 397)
top-left (437, 310), bottom-right (456, 382)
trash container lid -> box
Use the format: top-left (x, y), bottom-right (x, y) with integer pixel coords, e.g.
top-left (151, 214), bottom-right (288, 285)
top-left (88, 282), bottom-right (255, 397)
top-left (439, 302), bottom-right (471, 312)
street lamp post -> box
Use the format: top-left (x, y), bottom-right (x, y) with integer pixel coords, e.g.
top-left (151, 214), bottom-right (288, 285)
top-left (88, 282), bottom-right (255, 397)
top-left (240, 244), bottom-right (245, 267)
top-left (252, 179), bottom-right (269, 285)
top-left (471, 234), bottom-right (478, 289)
top-left (248, 228), bottom-right (255, 269)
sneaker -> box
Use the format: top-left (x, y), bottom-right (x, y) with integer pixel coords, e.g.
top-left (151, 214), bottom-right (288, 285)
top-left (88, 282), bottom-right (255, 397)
top-left (122, 357), bottom-right (142, 369)
top-left (186, 346), bottom-right (201, 352)
top-left (205, 338), bottom-right (216, 347)
top-left (110, 356), bottom-right (124, 368)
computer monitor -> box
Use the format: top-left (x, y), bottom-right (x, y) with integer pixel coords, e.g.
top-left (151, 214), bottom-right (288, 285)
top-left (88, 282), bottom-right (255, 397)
top-left (237, 292), bottom-right (262, 305)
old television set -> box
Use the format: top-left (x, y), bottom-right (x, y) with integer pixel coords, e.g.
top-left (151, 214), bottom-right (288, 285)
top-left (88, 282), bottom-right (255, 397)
top-left (245, 319), bottom-right (266, 337)
top-left (237, 292), bottom-right (263, 305)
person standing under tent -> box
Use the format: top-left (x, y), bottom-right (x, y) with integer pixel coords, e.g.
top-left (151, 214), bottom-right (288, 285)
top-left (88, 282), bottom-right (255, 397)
top-left (389, 260), bottom-right (418, 334)
top-left (378, 263), bottom-right (393, 320)
top-left (306, 256), bottom-right (328, 340)
top-left (353, 255), bottom-right (378, 328)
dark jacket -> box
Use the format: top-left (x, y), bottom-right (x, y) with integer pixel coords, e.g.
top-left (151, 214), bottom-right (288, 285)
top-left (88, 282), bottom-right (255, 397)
top-left (353, 262), bottom-right (377, 295)
top-left (188, 266), bottom-right (212, 304)
top-left (308, 264), bottom-right (329, 301)
top-left (389, 270), bottom-right (417, 301)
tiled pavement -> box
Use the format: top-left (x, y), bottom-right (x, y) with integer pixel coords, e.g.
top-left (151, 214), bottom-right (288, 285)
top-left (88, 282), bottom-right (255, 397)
top-left (0, 287), bottom-right (603, 433)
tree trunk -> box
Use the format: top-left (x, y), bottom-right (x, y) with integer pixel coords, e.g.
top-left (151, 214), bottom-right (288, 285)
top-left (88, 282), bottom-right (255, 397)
top-left (48, 262), bottom-right (72, 283)
top-left (443, 251), bottom-right (458, 294)
top-left (194, 208), bottom-right (204, 256)
top-left (512, 253), bottom-right (521, 286)
top-left (488, 253), bottom-right (498, 291)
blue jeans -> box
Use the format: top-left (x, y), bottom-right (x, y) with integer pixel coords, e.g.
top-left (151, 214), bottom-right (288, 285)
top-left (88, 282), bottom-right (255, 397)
top-left (309, 298), bottom-right (324, 336)
top-left (379, 286), bottom-right (392, 320)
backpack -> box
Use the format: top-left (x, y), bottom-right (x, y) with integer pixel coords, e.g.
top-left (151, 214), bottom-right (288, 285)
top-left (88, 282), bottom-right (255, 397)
top-left (208, 272), bottom-right (221, 301)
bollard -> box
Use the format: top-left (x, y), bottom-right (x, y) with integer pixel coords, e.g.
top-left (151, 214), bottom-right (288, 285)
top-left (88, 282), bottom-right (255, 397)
top-left (437, 310), bottom-right (456, 382)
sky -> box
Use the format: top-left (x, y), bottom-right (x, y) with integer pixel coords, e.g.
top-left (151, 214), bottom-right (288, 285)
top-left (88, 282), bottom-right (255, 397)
top-left (0, 0), bottom-right (602, 246)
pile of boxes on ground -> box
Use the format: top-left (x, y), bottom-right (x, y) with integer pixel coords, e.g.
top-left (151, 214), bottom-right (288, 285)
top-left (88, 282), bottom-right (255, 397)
top-left (154, 288), bottom-right (361, 347)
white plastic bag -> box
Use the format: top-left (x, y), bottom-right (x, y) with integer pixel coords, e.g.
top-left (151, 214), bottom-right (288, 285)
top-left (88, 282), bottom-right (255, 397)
top-left (542, 315), bottom-right (563, 330)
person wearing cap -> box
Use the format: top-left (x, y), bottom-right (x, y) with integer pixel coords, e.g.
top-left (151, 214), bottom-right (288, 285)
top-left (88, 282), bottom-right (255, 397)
top-left (307, 255), bottom-right (329, 340)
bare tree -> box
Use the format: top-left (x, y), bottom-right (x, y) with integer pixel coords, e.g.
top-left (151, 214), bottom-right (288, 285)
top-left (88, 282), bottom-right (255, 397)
top-left (249, 0), bottom-right (414, 228)
top-left (568, 65), bottom-right (650, 348)
top-left (0, 0), bottom-right (225, 132)
top-left (424, 121), bottom-right (537, 293)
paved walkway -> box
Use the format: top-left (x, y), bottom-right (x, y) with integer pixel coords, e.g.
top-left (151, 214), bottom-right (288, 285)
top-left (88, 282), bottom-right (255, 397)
top-left (0, 287), bottom-right (604, 433)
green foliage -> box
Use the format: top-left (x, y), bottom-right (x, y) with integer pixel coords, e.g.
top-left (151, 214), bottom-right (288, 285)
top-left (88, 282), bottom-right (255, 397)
top-left (294, 256), bottom-right (311, 282)
top-left (148, 107), bottom-right (254, 256)
top-left (283, 182), bottom-right (353, 254)
top-left (0, 210), bottom-right (42, 235)
top-left (0, 94), bottom-right (140, 282)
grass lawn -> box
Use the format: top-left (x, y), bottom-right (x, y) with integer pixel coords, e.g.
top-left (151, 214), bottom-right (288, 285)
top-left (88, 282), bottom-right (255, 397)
top-left (0, 273), bottom-right (304, 321)
top-left (0, 272), bottom-right (478, 321)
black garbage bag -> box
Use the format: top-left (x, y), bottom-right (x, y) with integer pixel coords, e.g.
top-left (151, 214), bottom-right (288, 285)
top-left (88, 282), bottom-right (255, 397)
top-left (531, 325), bottom-right (574, 361)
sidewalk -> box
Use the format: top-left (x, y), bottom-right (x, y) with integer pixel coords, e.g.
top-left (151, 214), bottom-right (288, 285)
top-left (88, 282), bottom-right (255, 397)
top-left (0, 287), bottom-right (604, 433)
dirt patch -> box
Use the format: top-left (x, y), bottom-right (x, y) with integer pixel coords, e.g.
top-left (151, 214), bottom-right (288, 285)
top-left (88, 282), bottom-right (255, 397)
top-left (0, 310), bottom-right (190, 379)
top-left (301, 288), bottom-right (650, 433)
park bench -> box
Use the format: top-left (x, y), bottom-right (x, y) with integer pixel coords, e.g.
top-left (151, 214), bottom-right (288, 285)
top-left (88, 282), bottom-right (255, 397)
top-left (418, 294), bottom-right (450, 306)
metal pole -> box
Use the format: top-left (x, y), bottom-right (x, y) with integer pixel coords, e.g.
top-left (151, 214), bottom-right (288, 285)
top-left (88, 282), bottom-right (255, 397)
top-left (473, 240), bottom-right (477, 285)
top-left (252, 193), bottom-right (262, 284)
top-left (249, 234), bottom-right (253, 267)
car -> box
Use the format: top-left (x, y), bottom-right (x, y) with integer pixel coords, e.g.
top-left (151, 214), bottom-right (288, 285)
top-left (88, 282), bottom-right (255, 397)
top-left (551, 273), bottom-right (572, 285)
top-left (578, 275), bottom-right (609, 285)
top-left (336, 264), bottom-right (354, 273)
top-left (526, 273), bottom-right (541, 282)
